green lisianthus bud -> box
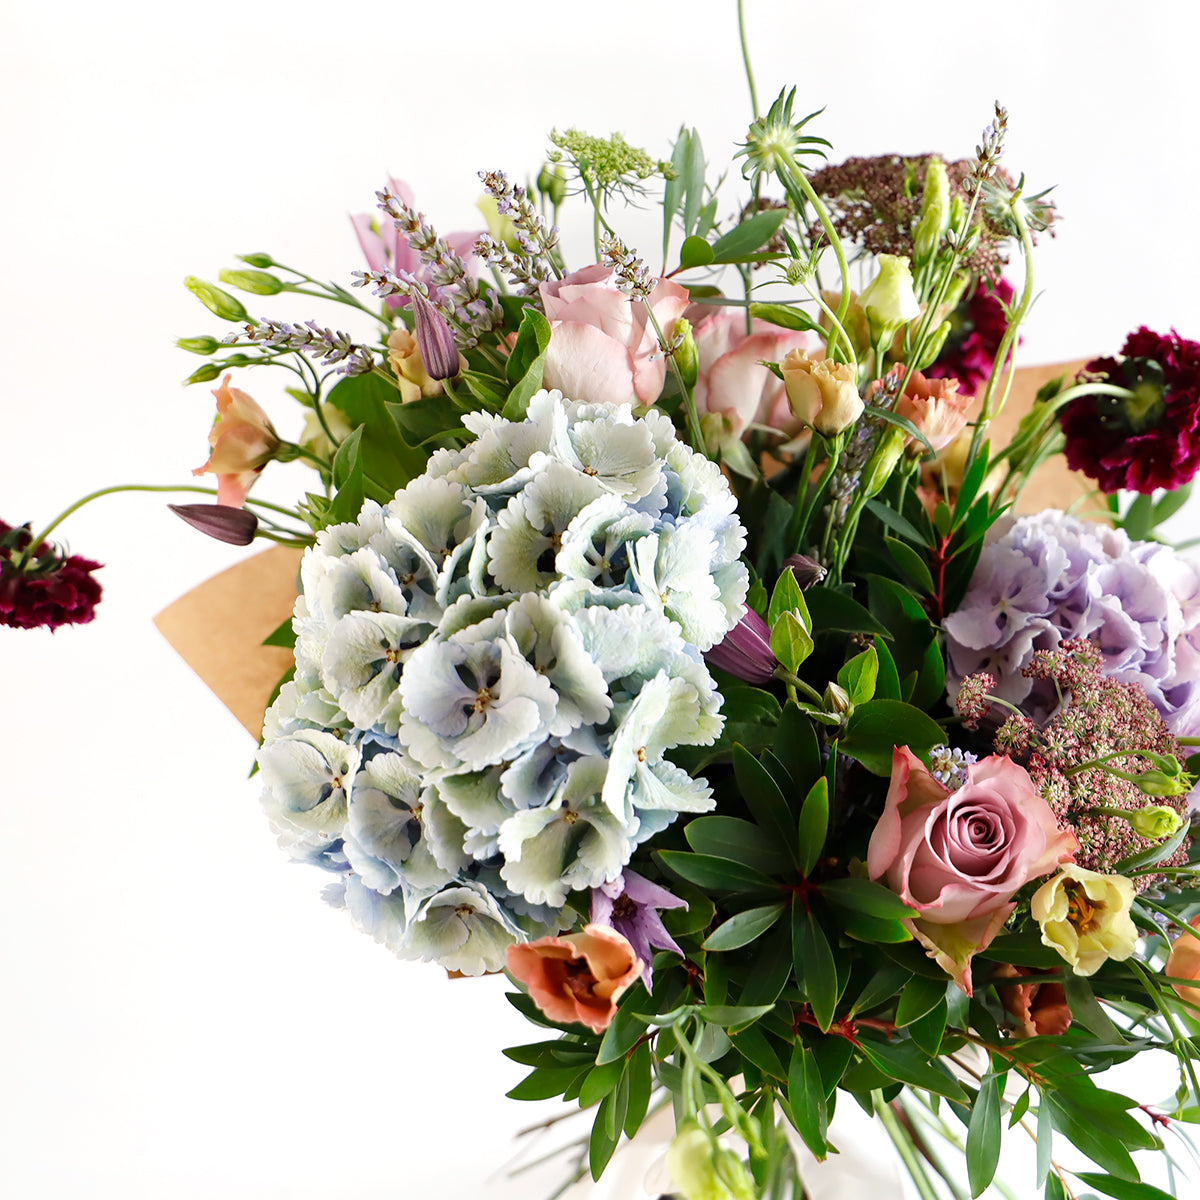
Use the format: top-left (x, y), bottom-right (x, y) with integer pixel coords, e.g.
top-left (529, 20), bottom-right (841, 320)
top-left (914, 319), bottom-right (952, 371)
top-left (184, 362), bottom-right (223, 385)
top-left (1127, 805), bottom-right (1186, 839)
top-left (1134, 771), bottom-right (1190, 798)
top-left (185, 276), bottom-right (249, 322)
top-left (858, 255), bottom-right (920, 339)
top-left (219, 268), bottom-right (286, 296)
top-left (824, 681), bottom-right (852, 716)
top-left (238, 252), bottom-right (276, 268)
top-left (913, 159), bottom-right (950, 267)
top-left (667, 1124), bottom-right (756, 1200)
top-left (537, 162), bottom-right (567, 207)
top-left (859, 426), bottom-right (907, 498)
top-left (674, 318), bottom-right (699, 388)
top-left (176, 335), bottom-right (221, 355)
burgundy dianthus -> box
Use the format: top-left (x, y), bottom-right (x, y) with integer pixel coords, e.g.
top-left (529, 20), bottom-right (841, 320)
top-left (1058, 326), bottom-right (1200, 493)
top-left (0, 519), bottom-right (103, 631)
top-left (927, 276), bottom-right (1014, 397)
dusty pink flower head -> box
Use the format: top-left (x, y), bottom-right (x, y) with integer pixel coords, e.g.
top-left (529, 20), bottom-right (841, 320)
top-left (192, 375), bottom-right (281, 508)
top-left (690, 309), bottom-right (809, 440)
top-left (893, 368), bottom-right (972, 453)
top-left (538, 264), bottom-right (688, 406)
top-left (868, 746), bottom-right (1077, 994)
top-left (506, 924), bottom-right (643, 1033)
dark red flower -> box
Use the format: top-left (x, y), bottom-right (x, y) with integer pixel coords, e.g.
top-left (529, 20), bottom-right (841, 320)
top-left (0, 520), bottom-right (103, 631)
top-left (927, 276), bottom-right (1014, 397)
top-left (1057, 327), bottom-right (1200, 493)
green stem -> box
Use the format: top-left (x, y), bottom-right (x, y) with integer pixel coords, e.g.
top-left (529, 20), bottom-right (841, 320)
top-left (875, 1094), bottom-right (940, 1200)
top-left (642, 299), bottom-right (706, 456)
top-left (1128, 959), bottom-right (1200, 1104)
top-left (736, 0), bottom-right (760, 120)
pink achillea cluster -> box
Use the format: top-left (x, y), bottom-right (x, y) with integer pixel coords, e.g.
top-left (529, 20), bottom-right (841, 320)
top-left (960, 639), bottom-right (1192, 882)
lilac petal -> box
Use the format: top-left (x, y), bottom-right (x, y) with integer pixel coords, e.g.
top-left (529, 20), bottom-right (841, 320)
top-left (169, 503), bottom-right (258, 546)
top-left (705, 609), bottom-right (777, 684)
top-left (411, 291), bottom-right (461, 381)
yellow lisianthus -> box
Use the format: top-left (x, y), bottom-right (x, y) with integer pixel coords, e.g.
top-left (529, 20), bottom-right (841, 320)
top-left (1031, 864), bottom-right (1137, 977)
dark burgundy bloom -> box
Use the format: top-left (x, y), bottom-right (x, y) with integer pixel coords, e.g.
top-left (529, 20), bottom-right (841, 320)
top-left (0, 520), bottom-right (103, 631)
top-left (927, 275), bottom-right (1014, 397)
top-left (1058, 327), bottom-right (1200, 494)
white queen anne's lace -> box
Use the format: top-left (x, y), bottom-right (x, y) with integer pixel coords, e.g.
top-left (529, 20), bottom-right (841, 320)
top-left (258, 390), bottom-right (746, 974)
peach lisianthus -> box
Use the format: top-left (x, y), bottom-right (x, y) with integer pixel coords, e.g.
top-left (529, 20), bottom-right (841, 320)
top-left (505, 923), bottom-right (642, 1033)
top-left (192, 375), bottom-right (281, 508)
top-left (894, 369), bottom-right (972, 453)
top-left (1164, 916), bottom-right (1200, 1007)
top-left (781, 348), bottom-right (863, 437)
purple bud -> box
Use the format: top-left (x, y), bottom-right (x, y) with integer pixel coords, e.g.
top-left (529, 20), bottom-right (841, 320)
top-left (169, 503), bottom-right (258, 546)
top-left (705, 609), bottom-right (778, 685)
top-left (784, 553), bottom-right (827, 590)
top-left (410, 290), bottom-right (460, 381)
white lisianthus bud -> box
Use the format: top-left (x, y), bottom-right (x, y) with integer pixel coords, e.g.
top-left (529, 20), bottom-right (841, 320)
top-left (859, 254), bottom-right (920, 338)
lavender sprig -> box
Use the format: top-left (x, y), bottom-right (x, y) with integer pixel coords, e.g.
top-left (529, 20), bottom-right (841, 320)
top-left (221, 320), bottom-right (375, 376)
top-left (475, 170), bottom-right (562, 293)
top-left (598, 233), bottom-right (654, 298)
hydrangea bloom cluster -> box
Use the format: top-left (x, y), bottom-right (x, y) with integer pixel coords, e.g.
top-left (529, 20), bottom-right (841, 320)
top-left (256, 389), bottom-right (746, 974)
top-left (945, 511), bottom-right (1200, 737)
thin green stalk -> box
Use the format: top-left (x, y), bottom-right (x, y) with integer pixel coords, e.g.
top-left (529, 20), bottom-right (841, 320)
top-left (875, 1094), bottom-right (940, 1200)
top-left (1129, 958), bottom-right (1200, 1105)
top-left (736, 0), bottom-right (760, 120)
top-left (642, 300), bottom-right (706, 455)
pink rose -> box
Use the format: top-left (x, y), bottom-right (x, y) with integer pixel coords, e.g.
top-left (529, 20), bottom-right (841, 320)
top-left (505, 923), bottom-right (643, 1033)
top-left (867, 747), bottom-right (1077, 995)
top-left (192, 375), bottom-right (281, 508)
top-left (538, 265), bottom-right (689, 406)
top-left (691, 309), bottom-right (810, 440)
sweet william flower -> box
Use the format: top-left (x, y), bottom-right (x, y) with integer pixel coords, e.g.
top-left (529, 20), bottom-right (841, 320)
top-left (506, 923), bottom-right (642, 1033)
top-left (0, 520), bottom-right (102, 631)
top-left (1031, 864), bottom-right (1137, 977)
top-left (538, 264), bottom-right (689, 406)
top-left (868, 746), bottom-right (1077, 994)
top-left (192, 375), bottom-right (280, 508)
top-left (781, 348), bottom-right (863, 437)
top-left (1165, 916), bottom-right (1200, 1008)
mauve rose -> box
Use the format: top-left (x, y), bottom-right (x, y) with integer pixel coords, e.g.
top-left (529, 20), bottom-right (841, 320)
top-left (992, 964), bottom-right (1073, 1038)
top-left (868, 746), bottom-right (1077, 995)
top-left (505, 923), bottom-right (642, 1033)
top-left (538, 265), bottom-right (689, 406)
top-left (192, 375), bottom-right (280, 508)
top-left (691, 309), bottom-right (810, 440)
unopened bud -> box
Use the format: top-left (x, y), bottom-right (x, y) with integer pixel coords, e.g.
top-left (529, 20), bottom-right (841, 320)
top-left (783, 553), bottom-right (827, 590)
top-left (177, 336), bottom-right (221, 356)
top-left (185, 276), bottom-right (249, 323)
top-left (674, 318), bottom-right (698, 388)
top-left (219, 268), bottom-right (286, 296)
top-left (537, 162), bottom-right (568, 207)
top-left (410, 291), bottom-right (461, 381)
top-left (913, 160), bottom-right (950, 267)
top-left (1135, 771), bottom-right (1190, 798)
top-left (914, 319), bottom-right (952, 371)
top-left (1127, 805), bottom-right (1186, 839)
top-left (859, 426), bottom-right (907, 498)
top-left (238, 252), bottom-right (276, 269)
top-left (824, 681), bottom-right (852, 715)
top-left (858, 255), bottom-right (920, 339)
top-left (168, 503), bottom-right (258, 546)
top-left (705, 609), bottom-right (777, 685)
top-left (184, 363), bottom-right (223, 385)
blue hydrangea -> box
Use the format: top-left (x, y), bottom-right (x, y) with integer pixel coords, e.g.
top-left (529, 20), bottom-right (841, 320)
top-left (257, 390), bottom-right (746, 974)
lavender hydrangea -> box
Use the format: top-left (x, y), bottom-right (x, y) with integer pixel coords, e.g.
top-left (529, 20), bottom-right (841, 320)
top-left (945, 511), bottom-right (1200, 736)
top-left (257, 389), bottom-right (745, 974)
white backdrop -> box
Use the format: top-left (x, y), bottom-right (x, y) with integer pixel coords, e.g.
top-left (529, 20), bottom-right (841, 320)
top-left (3, 1), bottom-right (1199, 1197)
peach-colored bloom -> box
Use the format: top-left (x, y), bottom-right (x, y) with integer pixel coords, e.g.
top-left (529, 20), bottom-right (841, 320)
top-left (690, 309), bottom-right (809, 441)
top-left (781, 348), bottom-right (863, 437)
top-left (192, 375), bottom-right (280, 508)
top-left (1164, 915), bottom-right (1200, 1008)
top-left (894, 369), bottom-right (972, 453)
top-left (538, 265), bottom-right (689, 406)
top-left (505, 923), bottom-right (643, 1033)
top-left (992, 963), bottom-right (1073, 1038)
top-left (868, 746), bottom-right (1077, 995)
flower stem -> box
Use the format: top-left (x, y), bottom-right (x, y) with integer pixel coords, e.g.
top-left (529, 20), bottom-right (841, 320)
top-left (874, 1094), bottom-right (940, 1200)
top-left (736, 0), bottom-right (760, 119)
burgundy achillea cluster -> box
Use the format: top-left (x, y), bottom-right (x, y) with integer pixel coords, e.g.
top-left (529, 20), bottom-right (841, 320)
top-left (927, 276), bottom-right (1014, 397)
top-left (961, 640), bottom-right (1191, 882)
top-left (0, 519), bottom-right (103, 631)
top-left (1059, 326), bottom-right (1200, 493)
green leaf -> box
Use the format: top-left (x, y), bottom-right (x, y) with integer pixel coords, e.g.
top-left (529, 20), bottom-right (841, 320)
top-left (773, 701), bottom-right (823, 791)
top-left (787, 1043), bottom-right (829, 1159)
top-left (656, 850), bottom-right (777, 895)
top-left (327, 372), bottom-right (427, 490)
top-left (837, 646), bottom-right (878, 706)
top-left (1043, 1094), bottom-right (1138, 1180)
top-left (1123, 492), bottom-right (1155, 541)
top-left (503, 1040), bottom-right (593, 1067)
top-left (703, 903), bottom-right (786, 951)
top-left (386, 394), bottom-right (468, 445)
top-left (857, 1036), bottom-right (968, 1102)
top-left (458, 369), bottom-right (508, 409)
top-left (841, 699), bottom-right (945, 776)
top-left (838, 912), bottom-right (914, 943)
top-left (1114, 822), bottom-right (1190, 873)
top-left (768, 568), bottom-right (810, 629)
top-left (740, 924), bottom-right (794, 1008)
top-left (1073, 1172), bottom-right (1178, 1200)
top-left (820, 877), bottom-right (917, 921)
top-left (866, 499), bottom-right (928, 546)
top-left (1154, 480), bottom-right (1192, 525)
top-left (852, 963), bottom-right (914, 1015)
top-left (885, 537), bottom-right (935, 594)
top-left (623, 1042), bottom-right (654, 1138)
top-left (1036, 1092), bottom-right (1053, 1186)
top-left (1044, 1173), bottom-right (1067, 1200)
top-left (579, 1058), bottom-right (624, 1109)
top-left (732, 745), bottom-right (799, 864)
top-left (967, 1072), bottom-right (1002, 1197)
top-left (589, 1094), bottom-right (621, 1179)
top-left (595, 989), bottom-right (648, 1065)
top-left (770, 610), bottom-right (814, 675)
top-left (711, 208), bottom-right (788, 261)
top-left (685, 816), bottom-right (792, 874)
top-left (895, 976), bottom-right (949, 1027)
top-left (696, 1003), bottom-right (776, 1029)
top-left (731, 1024), bottom-right (788, 1080)
top-left (907, 998), bottom-right (948, 1058)
top-left (261, 618), bottom-right (296, 649)
top-left (507, 1064), bottom-right (587, 1100)
top-left (804, 586), bottom-right (891, 639)
top-left (796, 777), bottom-right (829, 878)
top-left (505, 305), bottom-right (552, 386)
top-left (872, 635), bottom-right (902, 700)
top-left (678, 235), bottom-right (715, 270)
top-left (796, 909), bottom-right (838, 1032)
top-left (1061, 974), bottom-right (1129, 1044)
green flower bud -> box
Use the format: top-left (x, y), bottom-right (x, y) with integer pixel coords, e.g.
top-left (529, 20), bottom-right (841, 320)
top-left (536, 162), bottom-right (568, 207)
top-left (824, 681), bottom-right (852, 716)
top-left (176, 336), bottom-right (221, 356)
top-left (674, 318), bottom-right (698, 388)
top-left (1127, 805), bottom-right (1186, 839)
top-left (477, 195), bottom-right (520, 251)
top-left (667, 1124), bottom-right (755, 1200)
top-left (913, 319), bottom-right (952, 371)
top-left (858, 254), bottom-right (920, 339)
top-left (219, 268), bottom-right (286, 296)
top-left (859, 426), bottom-right (907, 498)
top-left (237, 252), bottom-right (276, 269)
top-left (184, 362), bottom-right (223, 385)
top-left (913, 159), bottom-right (950, 267)
top-left (184, 276), bottom-right (249, 323)
top-left (1134, 771), bottom-right (1190, 798)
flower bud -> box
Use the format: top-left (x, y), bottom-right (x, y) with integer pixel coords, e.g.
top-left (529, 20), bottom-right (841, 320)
top-left (477, 194), bottom-right (520, 251)
top-left (168, 503), bottom-right (259, 546)
top-left (673, 318), bottom-right (699, 389)
top-left (783, 553), bottom-right (827, 590)
top-left (1132, 770), bottom-right (1189, 798)
top-left (1126, 804), bottom-right (1186, 839)
top-left (666, 1124), bottom-right (755, 1200)
top-left (781, 349), bottom-right (863, 437)
top-left (238, 252), bottom-right (276, 269)
top-left (410, 291), bottom-right (461, 382)
top-left (177, 336), bottom-right (221, 356)
top-left (219, 268), bottom-right (286, 296)
top-left (913, 319), bottom-right (952, 372)
top-left (859, 426), bottom-right (907, 498)
top-left (537, 162), bottom-right (568, 207)
top-left (185, 363), bottom-right (223, 385)
top-left (824, 681), bottom-right (852, 715)
top-left (705, 609), bottom-right (777, 685)
top-left (912, 160), bottom-right (950, 267)
top-left (184, 276), bottom-right (249, 323)
top-left (858, 255), bottom-right (920, 339)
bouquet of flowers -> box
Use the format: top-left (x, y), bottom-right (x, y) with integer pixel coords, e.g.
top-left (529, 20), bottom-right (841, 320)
top-left (9, 11), bottom-right (1200, 1199)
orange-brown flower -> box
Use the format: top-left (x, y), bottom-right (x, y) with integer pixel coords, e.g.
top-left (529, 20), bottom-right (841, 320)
top-left (1165, 916), bottom-right (1200, 1008)
top-left (505, 924), bottom-right (642, 1033)
top-left (992, 963), bottom-right (1072, 1038)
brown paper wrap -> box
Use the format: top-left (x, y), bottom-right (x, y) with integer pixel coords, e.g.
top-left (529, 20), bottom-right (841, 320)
top-left (155, 362), bottom-right (1096, 738)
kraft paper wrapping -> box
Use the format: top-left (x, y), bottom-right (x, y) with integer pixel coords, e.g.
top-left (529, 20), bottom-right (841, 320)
top-left (154, 362), bottom-right (1097, 739)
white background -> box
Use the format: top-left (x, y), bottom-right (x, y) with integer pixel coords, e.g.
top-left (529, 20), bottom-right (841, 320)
top-left (3, 1), bottom-right (1199, 1197)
